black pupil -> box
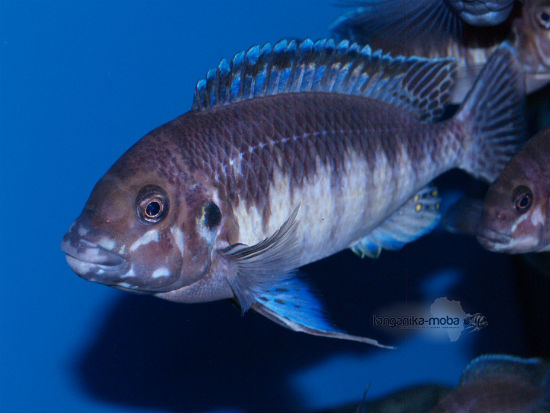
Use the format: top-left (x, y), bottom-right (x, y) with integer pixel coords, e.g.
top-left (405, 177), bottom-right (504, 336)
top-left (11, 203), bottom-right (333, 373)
top-left (146, 201), bottom-right (161, 217)
top-left (519, 195), bottom-right (530, 208)
top-left (541, 12), bottom-right (550, 21)
top-left (204, 202), bottom-right (222, 229)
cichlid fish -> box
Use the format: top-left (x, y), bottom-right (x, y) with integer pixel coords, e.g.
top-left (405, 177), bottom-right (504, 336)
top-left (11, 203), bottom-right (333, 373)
top-left (446, 128), bottom-right (550, 253)
top-left (432, 354), bottom-right (550, 413)
top-left (335, 0), bottom-right (517, 29)
top-left (331, 0), bottom-right (550, 103)
top-left (61, 39), bottom-right (524, 347)
top-left (448, 0), bottom-right (517, 26)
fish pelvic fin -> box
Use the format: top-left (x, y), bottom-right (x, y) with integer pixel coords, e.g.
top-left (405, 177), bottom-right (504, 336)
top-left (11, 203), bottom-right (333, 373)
top-left (454, 42), bottom-right (526, 183)
top-left (252, 277), bottom-right (393, 348)
top-left (220, 207), bottom-right (392, 348)
top-left (350, 185), bottom-right (441, 258)
top-left (193, 38), bottom-right (456, 122)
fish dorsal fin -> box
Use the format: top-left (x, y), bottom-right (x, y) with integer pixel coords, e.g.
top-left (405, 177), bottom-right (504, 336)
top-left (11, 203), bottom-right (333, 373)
top-left (192, 38), bottom-right (456, 122)
top-left (460, 354), bottom-right (550, 388)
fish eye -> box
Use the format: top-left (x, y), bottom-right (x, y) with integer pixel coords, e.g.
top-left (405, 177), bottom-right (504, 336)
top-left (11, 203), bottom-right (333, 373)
top-left (136, 186), bottom-right (169, 224)
top-left (536, 8), bottom-right (550, 29)
top-left (513, 185), bottom-right (533, 214)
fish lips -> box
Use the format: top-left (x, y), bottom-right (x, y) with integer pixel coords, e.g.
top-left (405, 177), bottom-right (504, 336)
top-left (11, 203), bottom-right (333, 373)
top-left (61, 233), bottom-right (129, 284)
top-left (476, 227), bottom-right (512, 251)
top-left (61, 227), bottom-right (185, 293)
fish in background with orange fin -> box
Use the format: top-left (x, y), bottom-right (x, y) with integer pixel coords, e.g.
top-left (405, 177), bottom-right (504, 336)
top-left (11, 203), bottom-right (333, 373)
top-left (331, 0), bottom-right (550, 103)
top-left (61, 40), bottom-right (524, 347)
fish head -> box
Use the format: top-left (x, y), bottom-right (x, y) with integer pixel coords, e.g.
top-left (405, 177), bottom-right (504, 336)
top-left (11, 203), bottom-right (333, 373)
top-left (61, 130), bottom-right (227, 296)
top-left (477, 138), bottom-right (549, 253)
top-left (515, 0), bottom-right (550, 92)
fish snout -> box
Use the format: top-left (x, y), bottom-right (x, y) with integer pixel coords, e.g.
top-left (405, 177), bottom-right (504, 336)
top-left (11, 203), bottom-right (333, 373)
top-left (61, 221), bottom-right (129, 283)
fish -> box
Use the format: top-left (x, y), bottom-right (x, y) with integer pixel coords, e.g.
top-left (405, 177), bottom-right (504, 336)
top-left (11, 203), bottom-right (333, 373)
top-left (431, 354), bottom-right (550, 412)
top-left (448, 0), bottom-right (517, 26)
top-left (335, 0), bottom-right (517, 30)
top-left (330, 0), bottom-right (550, 103)
top-left (61, 39), bottom-right (524, 347)
top-left (445, 128), bottom-right (550, 253)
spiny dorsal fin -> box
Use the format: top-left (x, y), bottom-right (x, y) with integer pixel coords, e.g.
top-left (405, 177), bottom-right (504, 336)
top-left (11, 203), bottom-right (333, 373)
top-left (192, 38), bottom-right (456, 122)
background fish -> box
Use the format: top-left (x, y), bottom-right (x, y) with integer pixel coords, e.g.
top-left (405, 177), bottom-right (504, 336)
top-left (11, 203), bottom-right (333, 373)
top-left (432, 354), bottom-right (550, 413)
top-left (334, 0), bottom-right (517, 30)
top-left (326, 355), bottom-right (549, 412)
top-left (449, 0), bottom-right (517, 26)
top-left (331, 0), bottom-right (550, 103)
top-left (446, 128), bottom-right (549, 253)
top-left (61, 40), bottom-right (524, 346)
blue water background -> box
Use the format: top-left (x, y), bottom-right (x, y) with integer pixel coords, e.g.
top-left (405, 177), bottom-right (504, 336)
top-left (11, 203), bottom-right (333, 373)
top-left (1, 1), bottom-right (547, 411)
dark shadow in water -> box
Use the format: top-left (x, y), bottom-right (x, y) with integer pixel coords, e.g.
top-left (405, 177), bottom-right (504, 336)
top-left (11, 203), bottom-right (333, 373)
top-left (74, 219), bottom-right (540, 412)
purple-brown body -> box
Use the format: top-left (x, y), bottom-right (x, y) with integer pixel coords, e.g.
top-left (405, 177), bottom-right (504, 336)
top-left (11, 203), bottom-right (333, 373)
top-left (67, 93), bottom-right (460, 298)
top-left (61, 39), bottom-right (524, 344)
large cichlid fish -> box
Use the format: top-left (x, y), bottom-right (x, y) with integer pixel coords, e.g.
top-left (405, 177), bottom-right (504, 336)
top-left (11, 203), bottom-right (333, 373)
top-left (61, 40), bottom-right (524, 347)
top-left (446, 128), bottom-right (549, 253)
top-left (331, 0), bottom-right (550, 103)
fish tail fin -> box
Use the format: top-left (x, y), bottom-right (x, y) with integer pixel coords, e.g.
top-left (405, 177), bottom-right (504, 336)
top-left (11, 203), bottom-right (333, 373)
top-left (454, 43), bottom-right (525, 182)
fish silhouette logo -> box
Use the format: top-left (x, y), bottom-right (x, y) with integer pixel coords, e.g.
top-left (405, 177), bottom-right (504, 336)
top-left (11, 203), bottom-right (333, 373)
top-left (464, 313), bottom-right (489, 332)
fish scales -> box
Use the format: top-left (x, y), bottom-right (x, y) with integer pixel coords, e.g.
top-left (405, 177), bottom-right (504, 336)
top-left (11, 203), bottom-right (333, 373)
top-left (61, 40), bottom-right (524, 345)
top-left (161, 93), bottom-right (452, 261)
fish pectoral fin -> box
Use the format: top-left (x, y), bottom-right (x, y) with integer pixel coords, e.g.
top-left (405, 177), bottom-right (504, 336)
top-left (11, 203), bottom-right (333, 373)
top-left (220, 206), bottom-right (301, 312)
top-left (251, 277), bottom-right (393, 348)
top-left (350, 185), bottom-right (441, 258)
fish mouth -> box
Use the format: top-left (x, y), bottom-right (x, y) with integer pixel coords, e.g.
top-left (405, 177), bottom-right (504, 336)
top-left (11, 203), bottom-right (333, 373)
top-left (476, 228), bottom-right (512, 250)
top-left (61, 236), bottom-right (129, 282)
